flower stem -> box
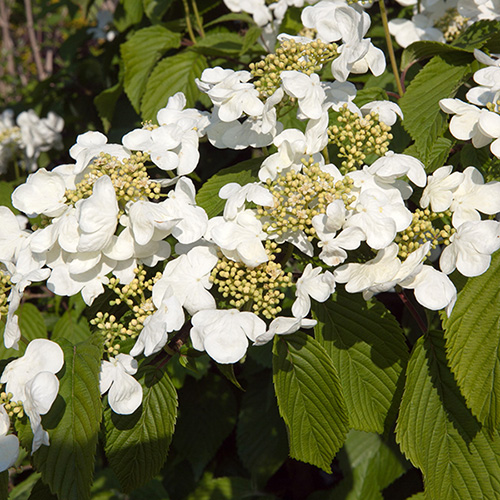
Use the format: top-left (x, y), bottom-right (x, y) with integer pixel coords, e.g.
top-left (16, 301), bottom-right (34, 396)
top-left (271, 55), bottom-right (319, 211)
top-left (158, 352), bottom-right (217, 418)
top-left (182, 0), bottom-right (196, 44)
top-left (378, 0), bottom-right (404, 97)
top-left (190, 0), bottom-right (205, 38)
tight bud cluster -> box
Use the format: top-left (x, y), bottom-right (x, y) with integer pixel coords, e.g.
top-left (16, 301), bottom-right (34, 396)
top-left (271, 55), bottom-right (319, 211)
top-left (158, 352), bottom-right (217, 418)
top-left (250, 38), bottom-right (338, 99)
top-left (0, 271), bottom-right (11, 320)
top-left (210, 242), bottom-right (293, 319)
top-left (258, 160), bottom-right (355, 239)
top-left (66, 151), bottom-right (161, 210)
top-left (0, 392), bottom-right (23, 419)
top-left (328, 105), bottom-right (392, 173)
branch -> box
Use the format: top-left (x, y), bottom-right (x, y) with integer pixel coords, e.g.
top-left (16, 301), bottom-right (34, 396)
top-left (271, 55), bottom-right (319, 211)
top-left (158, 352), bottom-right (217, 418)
top-left (0, 0), bottom-right (15, 76)
top-left (24, 0), bottom-right (47, 80)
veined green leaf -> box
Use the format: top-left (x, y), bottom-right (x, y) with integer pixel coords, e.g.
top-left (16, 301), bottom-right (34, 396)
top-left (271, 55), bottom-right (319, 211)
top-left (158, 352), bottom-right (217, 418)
top-left (33, 336), bottom-right (103, 500)
top-left (52, 310), bottom-right (91, 344)
top-left (399, 55), bottom-right (474, 164)
top-left (452, 20), bottom-right (500, 51)
top-left (236, 370), bottom-right (288, 486)
top-left (121, 25), bottom-right (181, 113)
top-left (94, 81), bottom-right (123, 133)
top-left (141, 50), bottom-right (207, 122)
top-left (400, 41), bottom-right (471, 70)
top-left (396, 330), bottom-right (500, 500)
top-left (114, 0), bottom-right (143, 32)
top-left (192, 32), bottom-right (244, 56)
top-left (273, 332), bottom-right (349, 473)
top-left (443, 250), bottom-right (500, 431)
top-left (332, 430), bottom-right (409, 500)
top-left (104, 365), bottom-right (177, 492)
top-left (313, 292), bottom-right (408, 434)
top-left (353, 87), bottom-right (389, 107)
top-left (195, 157), bottom-right (262, 218)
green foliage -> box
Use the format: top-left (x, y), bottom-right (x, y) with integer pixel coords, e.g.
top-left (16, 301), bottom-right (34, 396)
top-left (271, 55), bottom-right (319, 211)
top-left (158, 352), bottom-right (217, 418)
top-left (141, 50), bottom-right (208, 121)
top-left (195, 157), bottom-right (262, 218)
top-left (313, 292), bottom-right (408, 434)
top-left (104, 365), bottom-right (178, 492)
top-left (443, 250), bottom-right (500, 431)
top-left (121, 26), bottom-right (182, 113)
top-left (33, 336), bottom-right (103, 500)
top-left (51, 310), bottom-right (91, 344)
top-left (399, 55), bottom-right (474, 168)
top-left (236, 370), bottom-right (288, 486)
top-left (184, 474), bottom-right (259, 500)
top-left (396, 330), bottom-right (500, 499)
top-left (273, 332), bottom-right (349, 472)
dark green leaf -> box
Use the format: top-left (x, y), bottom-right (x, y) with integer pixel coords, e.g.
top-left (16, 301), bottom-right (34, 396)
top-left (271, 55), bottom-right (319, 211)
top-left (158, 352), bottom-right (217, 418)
top-left (114, 0), bottom-right (144, 32)
top-left (185, 474), bottom-right (257, 500)
top-left (94, 81), bottom-right (123, 133)
top-left (121, 26), bottom-right (181, 112)
top-left (452, 20), bottom-right (500, 51)
top-left (313, 292), bottom-right (408, 434)
top-left (141, 50), bottom-right (207, 121)
top-left (104, 366), bottom-right (177, 492)
top-left (443, 250), bottom-right (500, 431)
top-left (204, 13), bottom-right (256, 28)
top-left (396, 330), bottom-right (500, 499)
top-left (273, 332), bottom-right (349, 472)
top-left (353, 87), bottom-right (389, 107)
top-left (193, 32), bottom-right (243, 56)
top-left (217, 363), bottom-right (244, 390)
top-left (237, 370), bottom-right (288, 485)
top-left (143, 0), bottom-right (174, 23)
top-left (241, 26), bottom-right (263, 55)
top-left (195, 157), bottom-right (262, 218)
top-left (27, 479), bottom-right (57, 500)
top-left (172, 374), bottom-right (237, 479)
top-left (52, 310), bottom-right (91, 344)
top-left (33, 336), bottom-right (103, 500)
top-left (401, 41), bottom-right (471, 70)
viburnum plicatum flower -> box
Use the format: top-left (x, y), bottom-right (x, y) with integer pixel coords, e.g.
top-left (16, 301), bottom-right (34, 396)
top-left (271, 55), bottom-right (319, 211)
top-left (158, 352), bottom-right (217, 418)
top-left (99, 354), bottom-right (142, 415)
top-left (253, 316), bottom-right (317, 346)
top-left (0, 405), bottom-right (19, 472)
top-left (420, 165), bottom-right (464, 212)
top-left (0, 339), bottom-right (64, 453)
top-left (190, 309), bottom-right (266, 364)
top-left (439, 220), bottom-right (500, 277)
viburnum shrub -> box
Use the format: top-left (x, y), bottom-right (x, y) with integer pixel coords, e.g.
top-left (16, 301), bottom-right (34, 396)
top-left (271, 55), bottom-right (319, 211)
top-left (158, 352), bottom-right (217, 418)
top-left (1, 0), bottom-right (500, 498)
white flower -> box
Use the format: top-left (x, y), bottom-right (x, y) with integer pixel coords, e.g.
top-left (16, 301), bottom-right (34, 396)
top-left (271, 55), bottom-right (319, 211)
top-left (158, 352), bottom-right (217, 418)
top-left (100, 354), bottom-right (143, 415)
top-left (388, 15), bottom-right (444, 48)
top-left (420, 165), bottom-right (464, 212)
top-left (360, 101), bottom-right (403, 127)
top-left (153, 245), bottom-right (218, 315)
top-left (219, 182), bottom-right (274, 221)
top-left (366, 152), bottom-right (426, 187)
top-left (292, 264), bottom-right (335, 318)
top-left (0, 339), bottom-right (64, 453)
top-left (12, 168), bottom-right (67, 218)
top-left (440, 220), bottom-right (500, 277)
top-left (190, 309), bottom-right (266, 363)
top-left (253, 316), bottom-right (316, 346)
top-left (281, 71), bottom-right (326, 120)
top-left (130, 288), bottom-right (185, 357)
top-left (0, 405), bottom-right (19, 472)
top-left (69, 131), bottom-right (130, 175)
top-left (76, 175), bottom-right (119, 253)
top-left (450, 166), bottom-right (500, 227)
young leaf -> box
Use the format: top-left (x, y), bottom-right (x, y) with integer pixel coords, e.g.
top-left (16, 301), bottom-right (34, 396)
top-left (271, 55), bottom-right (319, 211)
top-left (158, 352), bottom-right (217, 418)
top-left (141, 50), bottom-right (207, 122)
top-left (121, 26), bottom-right (181, 113)
top-left (272, 332), bottom-right (349, 473)
top-left (313, 292), bottom-right (409, 434)
top-left (396, 330), bottom-right (500, 500)
top-left (33, 336), bottom-right (103, 500)
top-left (443, 250), bottom-right (500, 431)
top-left (104, 365), bottom-right (178, 492)
top-left (236, 370), bottom-right (288, 486)
top-left (399, 55), bottom-right (474, 163)
top-left (195, 157), bottom-right (262, 218)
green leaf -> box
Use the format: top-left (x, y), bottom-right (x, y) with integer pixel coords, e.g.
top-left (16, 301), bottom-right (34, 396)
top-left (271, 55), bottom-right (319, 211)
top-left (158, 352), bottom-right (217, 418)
top-left (332, 430), bottom-right (408, 500)
top-left (104, 365), bottom-right (177, 492)
top-left (452, 20), bottom-right (500, 51)
top-left (272, 332), bottom-right (349, 473)
top-left (204, 12), bottom-right (256, 28)
top-left (143, 0), bottom-right (174, 23)
top-left (400, 41), bottom-right (471, 70)
top-left (353, 87), bottom-right (389, 107)
top-left (52, 310), bottom-right (91, 344)
top-left (141, 50), bottom-right (207, 122)
top-left (33, 336), bottom-right (103, 500)
top-left (195, 157), bottom-right (262, 218)
top-left (236, 370), bottom-right (288, 486)
top-left (313, 292), bottom-right (408, 434)
top-left (399, 55), bottom-right (474, 163)
top-left (0, 472), bottom-right (7, 500)
top-left (121, 25), bottom-right (181, 113)
top-left (241, 26), bottom-right (263, 55)
top-left (9, 472), bottom-right (41, 500)
top-left (114, 0), bottom-right (144, 32)
top-left (443, 250), bottom-right (500, 431)
top-left (192, 32), bottom-right (243, 56)
top-left (27, 479), bottom-right (58, 500)
top-left (216, 363), bottom-right (244, 390)
top-left (172, 374), bottom-right (237, 479)
top-left (0, 181), bottom-right (19, 213)
top-left (185, 474), bottom-right (257, 500)
top-left (94, 81), bottom-right (123, 133)
top-left (396, 330), bottom-right (500, 500)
